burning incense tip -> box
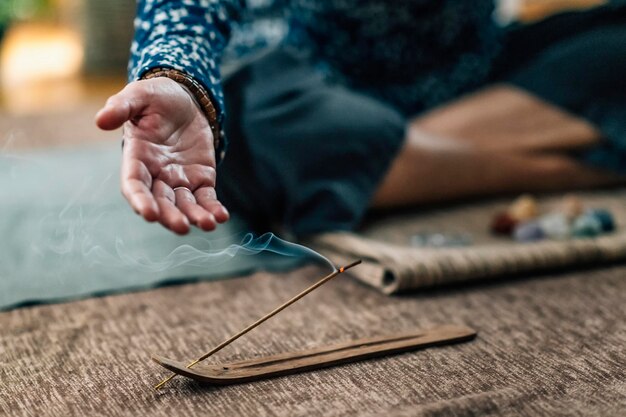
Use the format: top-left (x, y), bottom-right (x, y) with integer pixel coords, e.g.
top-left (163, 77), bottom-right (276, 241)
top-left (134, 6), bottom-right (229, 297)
top-left (340, 260), bottom-right (362, 271)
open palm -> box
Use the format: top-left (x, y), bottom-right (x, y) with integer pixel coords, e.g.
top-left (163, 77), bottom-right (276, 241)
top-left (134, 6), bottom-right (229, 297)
top-left (96, 77), bottom-right (229, 234)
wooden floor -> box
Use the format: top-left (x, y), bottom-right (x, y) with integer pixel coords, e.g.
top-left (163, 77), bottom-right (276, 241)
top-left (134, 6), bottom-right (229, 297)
top-left (0, 75), bottom-right (126, 150)
top-left (0, 23), bottom-right (126, 150)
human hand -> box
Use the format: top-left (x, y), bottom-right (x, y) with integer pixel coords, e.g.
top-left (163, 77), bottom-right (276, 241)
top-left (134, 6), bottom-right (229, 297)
top-left (95, 77), bottom-right (229, 234)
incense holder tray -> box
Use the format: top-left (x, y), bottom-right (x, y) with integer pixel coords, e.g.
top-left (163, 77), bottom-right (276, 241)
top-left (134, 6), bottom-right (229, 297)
top-left (152, 324), bottom-right (476, 385)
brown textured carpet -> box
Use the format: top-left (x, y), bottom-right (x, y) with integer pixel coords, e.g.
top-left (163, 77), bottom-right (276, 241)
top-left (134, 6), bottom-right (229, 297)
top-left (2, 259), bottom-right (625, 416)
top-left (1, 108), bottom-right (625, 415)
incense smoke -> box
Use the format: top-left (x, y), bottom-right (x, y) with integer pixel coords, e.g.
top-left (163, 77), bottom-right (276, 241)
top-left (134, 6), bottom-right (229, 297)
top-left (32, 173), bottom-right (335, 272)
top-left (107, 232), bottom-right (335, 272)
top-left (30, 182), bottom-right (335, 273)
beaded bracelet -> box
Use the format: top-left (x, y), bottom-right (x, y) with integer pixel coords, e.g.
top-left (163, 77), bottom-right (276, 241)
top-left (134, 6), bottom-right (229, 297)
top-left (141, 67), bottom-right (221, 158)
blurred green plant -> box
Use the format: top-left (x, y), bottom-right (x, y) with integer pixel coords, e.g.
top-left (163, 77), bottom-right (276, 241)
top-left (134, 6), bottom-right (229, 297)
top-left (1, 0), bottom-right (52, 27)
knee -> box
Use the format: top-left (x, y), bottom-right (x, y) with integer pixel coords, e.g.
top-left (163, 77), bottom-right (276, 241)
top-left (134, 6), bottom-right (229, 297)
top-left (244, 87), bottom-right (406, 173)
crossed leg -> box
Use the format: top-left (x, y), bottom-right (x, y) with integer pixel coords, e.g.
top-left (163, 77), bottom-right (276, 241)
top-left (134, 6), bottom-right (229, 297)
top-left (371, 85), bottom-right (623, 209)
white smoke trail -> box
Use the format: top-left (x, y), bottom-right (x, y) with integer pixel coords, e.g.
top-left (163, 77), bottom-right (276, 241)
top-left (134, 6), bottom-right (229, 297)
top-left (24, 162), bottom-right (334, 273)
top-left (1, 142), bottom-right (336, 311)
top-left (112, 232), bottom-right (336, 272)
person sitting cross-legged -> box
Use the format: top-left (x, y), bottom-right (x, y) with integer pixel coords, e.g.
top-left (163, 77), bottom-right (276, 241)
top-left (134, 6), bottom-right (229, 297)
top-left (96, 1), bottom-right (626, 236)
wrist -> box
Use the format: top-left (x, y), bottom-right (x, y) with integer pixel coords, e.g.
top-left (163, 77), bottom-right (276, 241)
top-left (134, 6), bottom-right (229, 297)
top-left (141, 67), bottom-right (221, 157)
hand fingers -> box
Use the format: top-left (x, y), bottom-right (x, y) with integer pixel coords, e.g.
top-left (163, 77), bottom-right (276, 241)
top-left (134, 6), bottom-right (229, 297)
top-left (153, 180), bottom-right (190, 235)
top-left (121, 158), bottom-right (159, 222)
top-left (195, 187), bottom-right (230, 223)
top-left (122, 179), bottom-right (160, 222)
top-left (95, 81), bottom-right (153, 131)
top-left (174, 188), bottom-right (217, 231)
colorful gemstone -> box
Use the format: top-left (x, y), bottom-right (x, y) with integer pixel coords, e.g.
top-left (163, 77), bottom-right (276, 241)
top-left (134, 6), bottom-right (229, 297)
top-left (561, 195), bottom-right (584, 220)
top-left (491, 212), bottom-right (518, 235)
top-left (508, 194), bottom-right (539, 222)
top-left (538, 213), bottom-right (571, 240)
top-left (513, 221), bottom-right (545, 242)
top-left (572, 214), bottom-right (603, 238)
top-left (410, 232), bottom-right (472, 248)
top-left (585, 209), bottom-right (615, 232)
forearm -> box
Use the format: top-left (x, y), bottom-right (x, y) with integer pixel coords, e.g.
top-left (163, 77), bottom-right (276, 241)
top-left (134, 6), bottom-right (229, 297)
top-left (129, 0), bottom-right (245, 159)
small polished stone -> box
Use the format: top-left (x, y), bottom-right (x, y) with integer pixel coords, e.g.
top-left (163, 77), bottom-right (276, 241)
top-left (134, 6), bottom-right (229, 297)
top-left (491, 212), bottom-right (518, 235)
top-left (508, 194), bottom-right (539, 222)
top-left (561, 195), bottom-right (584, 220)
top-left (586, 209), bottom-right (615, 232)
top-left (513, 221), bottom-right (545, 242)
top-left (539, 213), bottom-right (571, 240)
top-left (572, 214), bottom-right (603, 238)
top-left (410, 232), bottom-right (472, 248)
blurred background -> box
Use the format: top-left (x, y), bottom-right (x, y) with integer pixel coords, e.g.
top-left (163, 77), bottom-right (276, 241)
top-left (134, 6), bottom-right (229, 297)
top-left (0, 0), bottom-right (133, 149)
top-left (0, 0), bottom-right (607, 151)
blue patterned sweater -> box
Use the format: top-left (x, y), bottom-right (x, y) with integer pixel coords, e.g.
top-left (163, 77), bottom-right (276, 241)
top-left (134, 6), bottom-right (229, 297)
top-left (129, 0), bottom-right (499, 155)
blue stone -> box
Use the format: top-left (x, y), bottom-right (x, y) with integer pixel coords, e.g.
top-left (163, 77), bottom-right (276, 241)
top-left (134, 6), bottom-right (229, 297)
top-left (585, 209), bottom-right (615, 232)
top-left (410, 232), bottom-right (472, 248)
top-left (513, 221), bottom-right (545, 242)
top-left (572, 214), bottom-right (603, 238)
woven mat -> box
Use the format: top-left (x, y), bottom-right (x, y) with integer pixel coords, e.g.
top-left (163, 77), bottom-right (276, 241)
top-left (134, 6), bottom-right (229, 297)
top-left (310, 190), bottom-right (626, 294)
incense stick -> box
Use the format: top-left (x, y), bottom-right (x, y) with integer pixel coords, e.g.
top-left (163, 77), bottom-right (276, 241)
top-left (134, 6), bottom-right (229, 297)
top-left (154, 260), bottom-right (362, 390)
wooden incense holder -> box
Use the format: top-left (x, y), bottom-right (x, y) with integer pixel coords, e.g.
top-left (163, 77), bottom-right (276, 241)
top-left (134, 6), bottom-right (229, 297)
top-left (152, 324), bottom-right (476, 385)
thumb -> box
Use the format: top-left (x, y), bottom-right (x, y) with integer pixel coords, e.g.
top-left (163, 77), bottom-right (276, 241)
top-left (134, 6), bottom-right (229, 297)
top-left (95, 81), bottom-right (151, 131)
